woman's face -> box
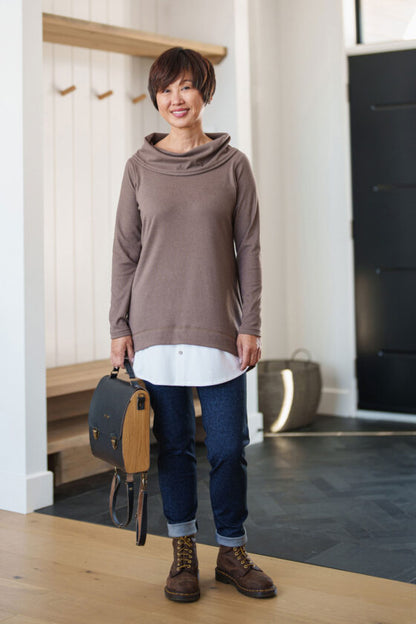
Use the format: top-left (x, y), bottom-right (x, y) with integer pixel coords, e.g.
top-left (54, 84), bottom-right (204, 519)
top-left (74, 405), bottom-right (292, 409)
top-left (156, 72), bottom-right (206, 131)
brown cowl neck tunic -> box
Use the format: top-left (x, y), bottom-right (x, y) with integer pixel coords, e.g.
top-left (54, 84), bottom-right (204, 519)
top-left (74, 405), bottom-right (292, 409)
top-left (109, 132), bottom-right (261, 357)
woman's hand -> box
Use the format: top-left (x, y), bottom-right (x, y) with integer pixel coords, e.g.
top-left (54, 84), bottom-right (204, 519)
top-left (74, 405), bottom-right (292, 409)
top-left (237, 334), bottom-right (262, 371)
top-left (111, 335), bottom-right (134, 368)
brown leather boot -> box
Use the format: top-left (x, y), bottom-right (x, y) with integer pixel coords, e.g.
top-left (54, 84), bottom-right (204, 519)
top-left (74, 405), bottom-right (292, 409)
top-left (215, 545), bottom-right (277, 598)
top-left (164, 535), bottom-right (200, 602)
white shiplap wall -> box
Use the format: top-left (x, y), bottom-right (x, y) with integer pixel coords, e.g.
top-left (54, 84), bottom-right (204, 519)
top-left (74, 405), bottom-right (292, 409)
top-left (43, 0), bottom-right (164, 366)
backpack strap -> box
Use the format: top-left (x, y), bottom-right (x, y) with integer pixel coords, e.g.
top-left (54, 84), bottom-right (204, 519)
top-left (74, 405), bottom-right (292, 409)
top-left (136, 472), bottom-right (148, 546)
top-left (109, 470), bottom-right (148, 546)
top-left (110, 357), bottom-right (144, 391)
top-left (109, 470), bottom-right (135, 528)
top-left (124, 357), bottom-right (143, 390)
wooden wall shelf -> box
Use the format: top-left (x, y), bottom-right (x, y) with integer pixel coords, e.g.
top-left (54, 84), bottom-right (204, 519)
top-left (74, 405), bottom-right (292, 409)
top-left (42, 13), bottom-right (227, 65)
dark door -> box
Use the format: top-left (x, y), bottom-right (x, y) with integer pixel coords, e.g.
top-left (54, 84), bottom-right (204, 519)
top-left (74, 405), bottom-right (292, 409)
top-left (349, 49), bottom-right (416, 414)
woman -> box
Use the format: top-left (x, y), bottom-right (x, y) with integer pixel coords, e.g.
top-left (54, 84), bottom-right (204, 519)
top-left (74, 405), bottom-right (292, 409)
top-left (110, 47), bottom-right (276, 602)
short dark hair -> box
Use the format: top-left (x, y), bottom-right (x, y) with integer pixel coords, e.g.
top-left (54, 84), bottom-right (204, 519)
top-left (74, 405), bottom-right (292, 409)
top-left (148, 47), bottom-right (216, 110)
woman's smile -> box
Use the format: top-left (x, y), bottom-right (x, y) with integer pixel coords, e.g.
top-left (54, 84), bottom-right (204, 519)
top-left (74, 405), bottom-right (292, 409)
top-left (171, 108), bottom-right (189, 118)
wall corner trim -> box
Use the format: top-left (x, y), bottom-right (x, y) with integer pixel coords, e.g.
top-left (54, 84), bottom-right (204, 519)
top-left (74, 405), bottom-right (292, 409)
top-left (0, 470), bottom-right (54, 514)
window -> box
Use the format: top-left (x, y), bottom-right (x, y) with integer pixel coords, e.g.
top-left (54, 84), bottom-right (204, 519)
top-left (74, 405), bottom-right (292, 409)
top-left (358, 0), bottom-right (416, 43)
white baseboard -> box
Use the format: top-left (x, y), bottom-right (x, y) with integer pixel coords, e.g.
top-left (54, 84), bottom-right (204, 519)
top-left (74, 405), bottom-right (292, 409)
top-left (0, 470), bottom-right (53, 514)
top-left (316, 402), bottom-right (416, 425)
top-left (356, 409), bottom-right (416, 425)
top-left (248, 410), bottom-right (263, 444)
top-left (318, 387), bottom-right (355, 417)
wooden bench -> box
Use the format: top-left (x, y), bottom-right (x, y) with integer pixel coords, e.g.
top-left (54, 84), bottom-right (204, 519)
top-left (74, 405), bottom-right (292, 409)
top-left (46, 359), bottom-right (203, 486)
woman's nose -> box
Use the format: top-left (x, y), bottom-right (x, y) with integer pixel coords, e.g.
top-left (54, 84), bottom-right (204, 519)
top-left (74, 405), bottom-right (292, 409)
top-left (171, 89), bottom-right (184, 104)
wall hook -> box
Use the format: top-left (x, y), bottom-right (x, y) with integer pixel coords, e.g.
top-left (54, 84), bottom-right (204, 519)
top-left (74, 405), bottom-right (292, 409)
top-left (60, 85), bottom-right (76, 96)
top-left (97, 90), bottom-right (114, 100)
top-left (132, 93), bottom-right (146, 104)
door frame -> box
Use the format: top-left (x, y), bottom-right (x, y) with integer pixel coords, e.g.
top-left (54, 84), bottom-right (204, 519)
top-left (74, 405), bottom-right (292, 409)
top-left (348, 38), bottom-right (416, 56)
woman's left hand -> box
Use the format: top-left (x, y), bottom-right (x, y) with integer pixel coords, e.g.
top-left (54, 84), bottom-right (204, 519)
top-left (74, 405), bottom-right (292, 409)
top-left (237, 334), bottom-right (262, 371)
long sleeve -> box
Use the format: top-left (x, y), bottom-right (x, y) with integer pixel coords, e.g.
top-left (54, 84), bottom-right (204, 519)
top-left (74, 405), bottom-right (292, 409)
top-left (233, 154), bottom-right (262, 336)
top-left (109, 159), bottom-right (142, 339)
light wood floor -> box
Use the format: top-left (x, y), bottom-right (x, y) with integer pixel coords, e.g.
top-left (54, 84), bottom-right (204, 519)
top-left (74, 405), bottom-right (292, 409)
top-left (0, 510), bottom-right (414, 624)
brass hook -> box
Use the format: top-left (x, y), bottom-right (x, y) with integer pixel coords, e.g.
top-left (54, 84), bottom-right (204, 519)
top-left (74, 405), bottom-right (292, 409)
top-left (97, 90), bottom-right (114, 100)
top-left (60, 85), bottom-right (76, 96)
top-left (132, 93), bottom-right (146, 104)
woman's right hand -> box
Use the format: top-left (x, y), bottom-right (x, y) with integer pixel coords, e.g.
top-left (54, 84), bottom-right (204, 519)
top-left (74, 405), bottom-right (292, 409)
top-left (111, 335), bottom-right (134, 368)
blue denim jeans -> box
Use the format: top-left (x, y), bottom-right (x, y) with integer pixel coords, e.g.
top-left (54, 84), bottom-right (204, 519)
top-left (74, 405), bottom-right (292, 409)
top-left (144, 373), bottom-right (250, 547)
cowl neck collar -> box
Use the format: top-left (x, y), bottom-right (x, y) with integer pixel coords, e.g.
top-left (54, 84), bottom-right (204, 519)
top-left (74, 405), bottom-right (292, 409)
top-left (132, 132), bottom-right (235, 176)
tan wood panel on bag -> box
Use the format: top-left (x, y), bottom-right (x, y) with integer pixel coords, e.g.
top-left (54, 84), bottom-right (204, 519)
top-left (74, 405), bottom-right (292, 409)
top-left (122, 390), bottom-right (150, 473)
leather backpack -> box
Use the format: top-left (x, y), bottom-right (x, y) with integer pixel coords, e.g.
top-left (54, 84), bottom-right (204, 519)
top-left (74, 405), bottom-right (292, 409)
top-left (88, 358), bottom-right (150, 545)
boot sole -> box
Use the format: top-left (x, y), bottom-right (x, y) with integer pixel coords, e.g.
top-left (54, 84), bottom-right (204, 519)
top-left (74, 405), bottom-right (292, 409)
top-left (215, 568), bottom-right (277, 599)
top-left (164, 587), bottom-right (200, 603)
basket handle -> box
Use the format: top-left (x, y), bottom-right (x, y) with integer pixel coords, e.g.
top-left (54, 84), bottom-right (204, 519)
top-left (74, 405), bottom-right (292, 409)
top-left (290, 348), bottom-right (312, 363)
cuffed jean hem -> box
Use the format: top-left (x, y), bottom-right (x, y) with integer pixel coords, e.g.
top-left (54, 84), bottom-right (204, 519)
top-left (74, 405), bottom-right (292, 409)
top-left (167, 519), bottom-right (198, 538)
top-left (216, 528), bottom-right (247, 547)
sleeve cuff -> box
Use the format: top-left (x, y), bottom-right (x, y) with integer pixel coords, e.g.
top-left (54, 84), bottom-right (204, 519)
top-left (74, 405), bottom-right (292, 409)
top-left (238, 327), bottom-right (261, 337)
top-left (110, 329), bottom-right (132, 340)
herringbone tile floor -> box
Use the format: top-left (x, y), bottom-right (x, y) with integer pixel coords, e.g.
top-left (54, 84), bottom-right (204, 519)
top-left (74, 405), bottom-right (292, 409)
top-left (38, 415), bottom-right (416, 584)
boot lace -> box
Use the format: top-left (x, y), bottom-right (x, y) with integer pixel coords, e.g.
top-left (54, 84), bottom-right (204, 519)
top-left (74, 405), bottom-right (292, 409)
top-left (175, 536), bottom-right (194, 571)
top-left (233, 546), bottom-right (255, 570)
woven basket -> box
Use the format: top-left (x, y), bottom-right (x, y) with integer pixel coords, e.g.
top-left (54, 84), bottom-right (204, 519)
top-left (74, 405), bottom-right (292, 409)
top-left (258, 350), bottom-right (322, 433)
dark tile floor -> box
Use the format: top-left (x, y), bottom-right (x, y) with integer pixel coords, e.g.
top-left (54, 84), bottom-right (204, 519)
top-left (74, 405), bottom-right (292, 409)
top-left (37, 415), bottom-right (416, 584)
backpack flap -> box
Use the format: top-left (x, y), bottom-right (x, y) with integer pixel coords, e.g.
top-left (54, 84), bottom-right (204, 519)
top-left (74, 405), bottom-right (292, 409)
top-left (88, 375), bottom-right (136, 470)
